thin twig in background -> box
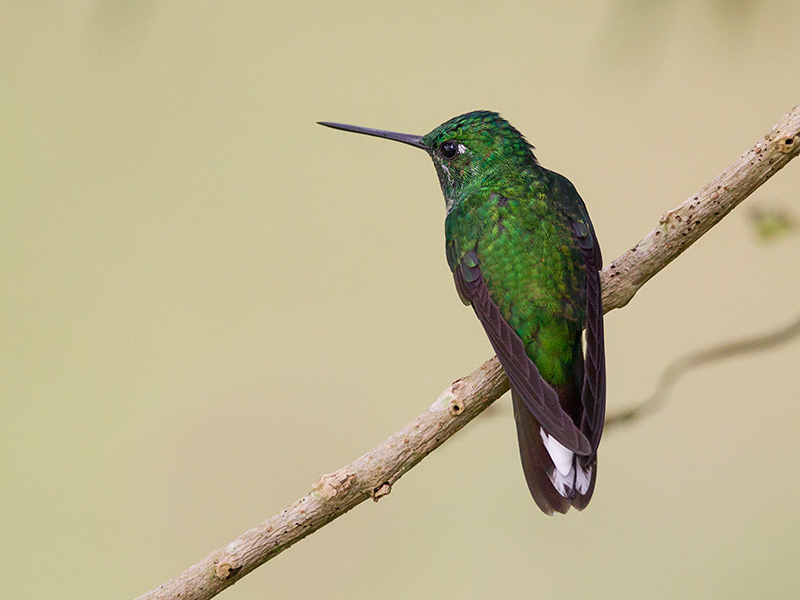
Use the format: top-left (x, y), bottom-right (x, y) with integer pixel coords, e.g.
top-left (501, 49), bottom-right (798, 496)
top-left (136, 105), bottom-right (800, 600)
top-left (606, 312), bottom-right (800, 427)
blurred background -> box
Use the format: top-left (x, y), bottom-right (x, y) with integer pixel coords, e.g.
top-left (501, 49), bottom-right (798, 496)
top-left (2, 2), bottom-right (800, 598)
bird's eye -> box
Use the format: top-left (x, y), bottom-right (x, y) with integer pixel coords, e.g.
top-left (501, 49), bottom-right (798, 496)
top-left (439, 141), bottom-right (458, 159)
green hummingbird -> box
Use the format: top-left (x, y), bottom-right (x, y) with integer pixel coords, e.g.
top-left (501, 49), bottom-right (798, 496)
top-left (319, 111), bottom-right (605, 515)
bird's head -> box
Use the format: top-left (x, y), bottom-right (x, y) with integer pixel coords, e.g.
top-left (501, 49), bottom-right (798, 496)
top-left (319, 110), bottom-right (537, 211)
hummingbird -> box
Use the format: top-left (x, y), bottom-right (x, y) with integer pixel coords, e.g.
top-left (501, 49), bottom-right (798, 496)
top-left (319, 111), bottom-right (605, 515)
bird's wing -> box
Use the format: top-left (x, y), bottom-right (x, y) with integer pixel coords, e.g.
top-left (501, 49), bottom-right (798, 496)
top-left (574, 220), bottom-right (605, 458)
top-left (454, 249), bottom-right (591, 456)
top-left (551, 173), bottom-right (606, 458)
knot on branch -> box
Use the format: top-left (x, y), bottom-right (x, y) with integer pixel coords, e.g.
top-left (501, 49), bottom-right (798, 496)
top-left (448, 396), bottom-right (465, 415)
top-left (777, 134), bottom-right (798, 155)
top-left (372, 482), bottom-right (392, 501)
top-left (442, 379), bottom-right (468, 415)
top-left (213, 540), bottom-right (246, 581)
top-left (312, 470), bottom-right (356, 500)
top-left (214, 561), bottom-right (241, 580)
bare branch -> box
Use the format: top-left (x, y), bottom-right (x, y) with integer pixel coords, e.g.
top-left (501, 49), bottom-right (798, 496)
top-left (135, 105), bottom-right (800, 600)
top-left (602, 106), bottom-right (800, 311)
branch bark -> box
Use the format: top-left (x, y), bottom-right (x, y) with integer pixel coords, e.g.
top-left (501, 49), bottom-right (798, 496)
top-left (136, 105), bottom-right (800, 600)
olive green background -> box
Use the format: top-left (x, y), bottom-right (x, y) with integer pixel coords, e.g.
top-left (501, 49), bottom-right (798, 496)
top-left (2, 2), bottom-right (800, 598)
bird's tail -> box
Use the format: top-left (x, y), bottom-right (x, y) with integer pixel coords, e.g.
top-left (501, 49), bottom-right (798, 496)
top-left (512, 389), bottom-right (596, 515)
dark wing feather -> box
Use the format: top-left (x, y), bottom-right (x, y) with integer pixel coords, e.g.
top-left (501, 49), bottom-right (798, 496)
top-left (557, 171), bottom-right (606, 461)
top-left (455, 251), bottom-right (591, 456)
top-left (579, 230), bottom-right (605, 459)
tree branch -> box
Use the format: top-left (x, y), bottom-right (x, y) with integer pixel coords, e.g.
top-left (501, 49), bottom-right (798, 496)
top-left (136, 105), bottom-right (800, 600)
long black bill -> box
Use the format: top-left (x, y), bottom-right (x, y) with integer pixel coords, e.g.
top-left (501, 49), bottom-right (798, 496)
top-left (318, 121), bottom-right (427, 150)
